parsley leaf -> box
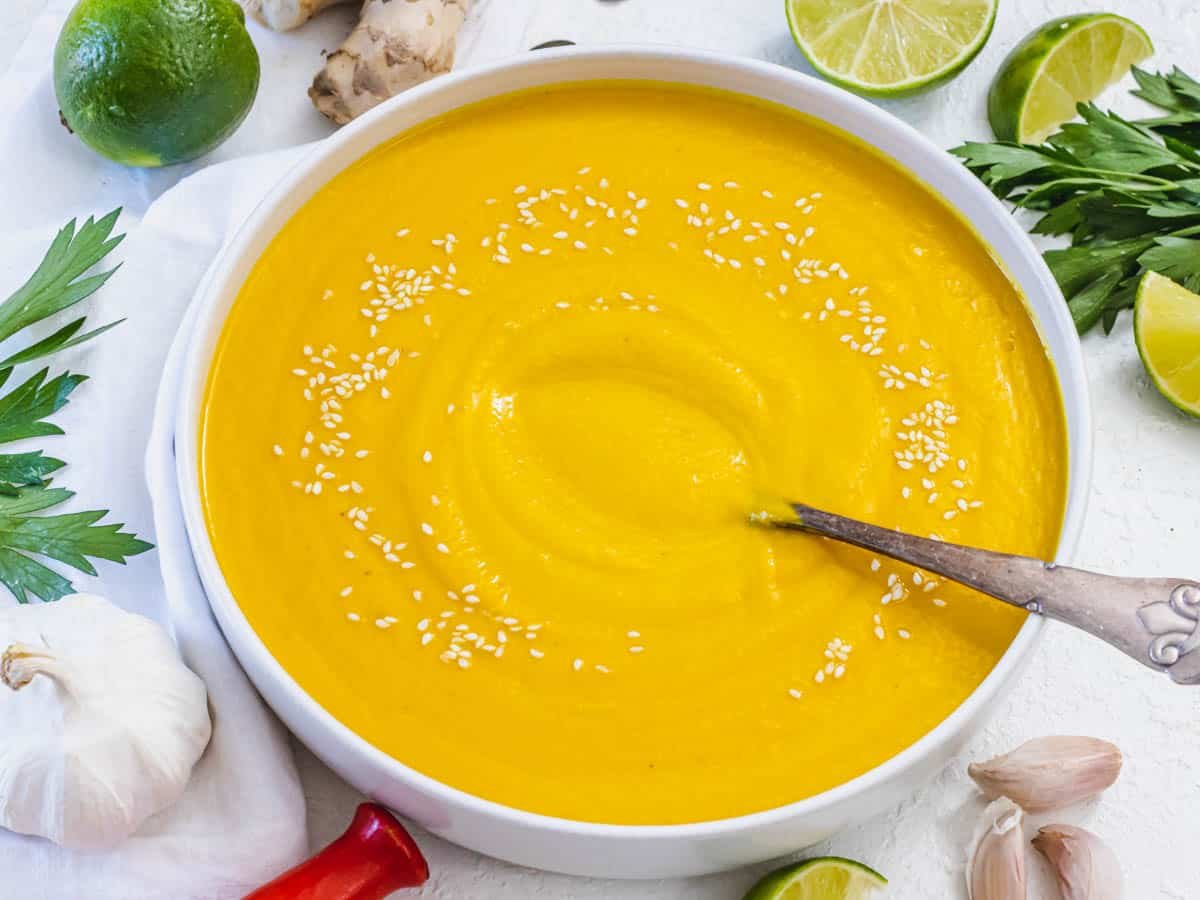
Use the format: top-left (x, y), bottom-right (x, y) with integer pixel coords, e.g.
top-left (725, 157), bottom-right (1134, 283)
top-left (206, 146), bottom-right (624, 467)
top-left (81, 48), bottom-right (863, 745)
top-left (0, 369), bottom-right (87, 443)
top-left (952, 67), bottom-right (1200, 334)
top-left (1138, 237), bottom-right (1200, 291)
top-left (0, 212), bottom-right (151, 602)
top-left (0, 210), bottom-right (123, 345)
top-left (0, 492), bottom-right (152, 603)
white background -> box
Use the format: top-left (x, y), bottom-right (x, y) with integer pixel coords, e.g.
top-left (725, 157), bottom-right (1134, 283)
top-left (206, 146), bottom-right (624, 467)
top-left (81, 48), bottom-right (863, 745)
top-left (2, 1), bottom-right (1199, 897)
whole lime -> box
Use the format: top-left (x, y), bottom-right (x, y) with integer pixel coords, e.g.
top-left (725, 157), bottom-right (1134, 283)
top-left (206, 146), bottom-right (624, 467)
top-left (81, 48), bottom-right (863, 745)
top-left (54, 0), bottom-right (260, 167)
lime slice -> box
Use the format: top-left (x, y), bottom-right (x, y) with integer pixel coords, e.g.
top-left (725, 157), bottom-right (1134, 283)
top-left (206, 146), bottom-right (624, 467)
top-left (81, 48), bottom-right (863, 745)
top-left (988, 14), bottom-right (1153, 143)
top-left (785, 0), bottom-right (997, 97)
top-left (1134, 271), bottom-right (1200, 418)
top-left (743, 856), bottom-right (887, 900)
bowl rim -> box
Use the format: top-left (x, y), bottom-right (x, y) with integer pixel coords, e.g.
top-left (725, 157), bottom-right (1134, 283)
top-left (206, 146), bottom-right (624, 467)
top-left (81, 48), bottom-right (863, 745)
top-left (175, 44), bottom-right (1093, 840)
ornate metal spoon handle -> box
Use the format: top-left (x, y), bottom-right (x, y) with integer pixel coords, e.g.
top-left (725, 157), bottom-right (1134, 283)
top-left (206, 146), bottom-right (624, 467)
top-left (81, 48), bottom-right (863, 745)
top-left (775, 502), bottom-right (1200, 685)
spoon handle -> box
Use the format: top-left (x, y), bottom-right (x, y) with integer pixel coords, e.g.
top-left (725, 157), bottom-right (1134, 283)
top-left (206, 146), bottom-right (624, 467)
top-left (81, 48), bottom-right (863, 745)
top-left (780, 502), bottom-right (1200, 685)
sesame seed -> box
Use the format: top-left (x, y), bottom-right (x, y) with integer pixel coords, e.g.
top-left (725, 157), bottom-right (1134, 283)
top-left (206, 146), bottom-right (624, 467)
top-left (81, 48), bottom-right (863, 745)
top-left (346, 612), bottom-right (360, 622)
top-left (788, 688), bottom-right (803, 699)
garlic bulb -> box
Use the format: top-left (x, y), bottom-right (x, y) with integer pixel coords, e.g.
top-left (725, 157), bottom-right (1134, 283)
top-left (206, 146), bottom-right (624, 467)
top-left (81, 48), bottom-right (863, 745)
top-left (967, 798), bottom-right (1027, 900)
top-left (1033, 825), bottom-right (1123, 900)
top-left (967, 737), bottom-right (1122, 813)
top-left (0, 593), bottom-right (211, 849)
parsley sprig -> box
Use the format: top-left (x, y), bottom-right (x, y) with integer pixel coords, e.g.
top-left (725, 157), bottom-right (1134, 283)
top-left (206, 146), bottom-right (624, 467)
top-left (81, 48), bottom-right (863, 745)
top-left (952, 67), bottom-right (1200, 334)
top-left (0, 210), bottom-right (151, 602)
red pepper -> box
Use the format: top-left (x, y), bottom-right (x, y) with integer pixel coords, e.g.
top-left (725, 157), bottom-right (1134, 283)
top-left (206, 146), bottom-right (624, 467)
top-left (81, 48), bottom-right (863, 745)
top-left (245, 803), bottom-right (429, 900)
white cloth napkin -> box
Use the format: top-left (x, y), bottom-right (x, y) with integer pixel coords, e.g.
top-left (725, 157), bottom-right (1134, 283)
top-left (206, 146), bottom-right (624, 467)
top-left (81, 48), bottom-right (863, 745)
top-left (0, 0), bottom-right (532, 896)
top-left (0, 150), bottom-right (311, 898)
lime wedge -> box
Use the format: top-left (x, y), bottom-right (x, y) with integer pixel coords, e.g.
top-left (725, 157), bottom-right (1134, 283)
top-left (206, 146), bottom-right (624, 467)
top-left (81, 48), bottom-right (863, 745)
top-left (1135, 271), bottom-right (1200, 419)
top-left (988, 14), bottom-right (1153, 143)
top-left (743, 856), bottom-right (888, 900)
top-left (785, 0), bottom-right (996, 97)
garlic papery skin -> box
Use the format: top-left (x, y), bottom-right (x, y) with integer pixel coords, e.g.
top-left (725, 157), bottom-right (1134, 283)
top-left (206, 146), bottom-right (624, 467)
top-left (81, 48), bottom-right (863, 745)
top-left (968, 798), bottom-right (1027, 900)
top-left (0, 593), bottom-right (212, 849)
top-left (967, 736), bottom-right (1122, 813)
top-left (1033, 825), bottom-right (1123, 900)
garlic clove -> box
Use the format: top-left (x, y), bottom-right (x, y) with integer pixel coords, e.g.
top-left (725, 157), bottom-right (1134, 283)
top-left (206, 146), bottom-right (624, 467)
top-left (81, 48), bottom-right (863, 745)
top-left (1032, 824), bottom-right (1123, 900)
top-left (967, 736), bottom-right (1121, 813)
top-left (968, 798), bottom-right (1027, 900)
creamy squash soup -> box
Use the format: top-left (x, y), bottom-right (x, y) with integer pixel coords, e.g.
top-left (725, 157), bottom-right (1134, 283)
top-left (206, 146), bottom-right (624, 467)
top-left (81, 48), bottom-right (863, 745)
top-left (201, 83), bottom-right (1066, 824)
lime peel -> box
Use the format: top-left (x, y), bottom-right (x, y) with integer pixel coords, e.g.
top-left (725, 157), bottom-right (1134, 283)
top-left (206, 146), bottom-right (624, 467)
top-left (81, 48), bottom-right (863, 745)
top-left (53, 0), bottom-right (260, 168)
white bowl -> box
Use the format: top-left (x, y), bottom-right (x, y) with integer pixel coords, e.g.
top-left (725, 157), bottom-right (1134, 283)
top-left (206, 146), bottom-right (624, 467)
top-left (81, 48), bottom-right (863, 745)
top-left (176, 47), bottom-right (1092, 879)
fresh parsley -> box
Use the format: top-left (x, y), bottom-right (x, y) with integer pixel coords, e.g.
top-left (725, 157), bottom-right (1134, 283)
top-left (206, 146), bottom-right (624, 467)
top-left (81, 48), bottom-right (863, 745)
top-left (0, 211), bottom-right (151, 602)
top-left (952, 67), bottom-right (1200, 334)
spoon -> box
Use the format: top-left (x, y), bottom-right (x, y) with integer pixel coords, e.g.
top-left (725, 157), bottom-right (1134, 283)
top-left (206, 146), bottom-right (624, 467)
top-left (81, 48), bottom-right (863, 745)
top-left (761, 501), bottom-right (1200, 685)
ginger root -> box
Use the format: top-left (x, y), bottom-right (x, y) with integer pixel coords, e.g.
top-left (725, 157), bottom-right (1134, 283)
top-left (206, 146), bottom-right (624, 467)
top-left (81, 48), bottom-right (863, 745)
top-left (310, 0), bottom-right (471, 125)
top-left (242, 0), bottom-right (354, 32)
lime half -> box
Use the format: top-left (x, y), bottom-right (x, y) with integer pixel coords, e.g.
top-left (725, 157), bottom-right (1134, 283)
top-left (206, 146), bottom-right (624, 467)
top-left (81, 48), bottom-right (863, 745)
top-left (1135, 271), bottom-right (1200, 419)
top-left (988, 14), bottom-right (1153, 143)
top-left (786, 0), bottom-right (997, 97)
top-left (744, 856), bottom-right (888, 900)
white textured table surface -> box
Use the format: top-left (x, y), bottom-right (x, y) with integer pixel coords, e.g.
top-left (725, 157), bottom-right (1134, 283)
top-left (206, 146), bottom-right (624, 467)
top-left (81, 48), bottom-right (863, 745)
top-left (5, 2), bottom-right (1199, 898)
